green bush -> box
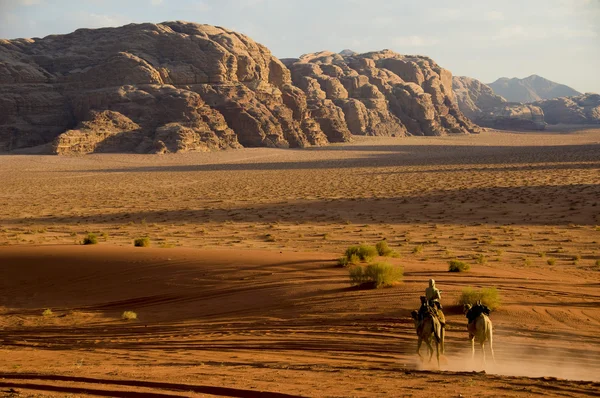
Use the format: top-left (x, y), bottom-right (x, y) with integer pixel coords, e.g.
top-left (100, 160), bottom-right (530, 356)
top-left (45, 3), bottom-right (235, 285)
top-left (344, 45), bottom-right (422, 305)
top-left (458, 287), bottom-right (501, 310)
top-left (547, 258), bottom-right (556, 265)
top-left (376, 240), bottom-right (399, 257)
top-left (42, 308), bottom-right (53, 317)
top-left (134, 237), bottom-right (150, 247)
top-left (448, 260), bottom-right (470, 272)
top-left (412, 245), bottom-right (424, 254)
top-left (345, 244), bottom-right (378, 262)
top-left (349, 262), bottom-right (403, 288)
top-left (82, 233), bottom-right (98, 245)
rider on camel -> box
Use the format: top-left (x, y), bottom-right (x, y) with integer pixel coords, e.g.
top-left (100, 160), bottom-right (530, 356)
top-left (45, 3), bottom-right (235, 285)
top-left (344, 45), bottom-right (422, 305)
top-left (421, 279), bottom-right (445, 327)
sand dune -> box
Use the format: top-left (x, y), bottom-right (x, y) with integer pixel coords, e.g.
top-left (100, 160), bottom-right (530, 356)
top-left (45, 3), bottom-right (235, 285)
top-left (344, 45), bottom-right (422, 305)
top-left (1, 243), bottom-right (599, 396)
top-left (1, 129), bottom-right (600, 396)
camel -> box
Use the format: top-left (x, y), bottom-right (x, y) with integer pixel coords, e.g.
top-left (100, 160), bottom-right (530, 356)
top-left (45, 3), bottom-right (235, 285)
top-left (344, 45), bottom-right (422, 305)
top-left (411, 310), bottom-right (442, 368)
top-left (464, 303), bottom-right (496, 364)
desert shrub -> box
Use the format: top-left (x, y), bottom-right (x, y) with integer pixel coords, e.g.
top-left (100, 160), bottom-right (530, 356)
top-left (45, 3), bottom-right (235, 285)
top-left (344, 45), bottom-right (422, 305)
top-left (345, 244), bottom-right (378, 262)
top-left (82, 233), bottom-right (98, 245)
top-left (134, 237), bottom-right (150, 247)
top-left (42, 308), bottom-right (53, 317)
top-left (376, 240), bottom-right (399, 257)
top-left (458, 287), bottom-right (501, 310)
top-left (337, 256), bottom-right (349, 267)
top-left (547, 258), bottom-right (556, 265)
top-left (448, 260), bottom-right (470, 272)
top-left (349, 262), bottom-right (402, 288)
top-left (475, 254), bottom-right (487, 264)
top-left (412, 244), bottom-right (424, 254)
top-left (122, 311), bottom-right (137, 320)
top-left (596, 259), bottom-right (600, 267)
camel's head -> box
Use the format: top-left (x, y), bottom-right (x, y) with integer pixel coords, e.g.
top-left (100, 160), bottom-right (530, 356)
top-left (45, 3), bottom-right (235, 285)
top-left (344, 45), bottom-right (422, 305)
top-left (463, 303), bottom-right (473, 314)
top-left (411, 310), bottom-right (418, 321)
top-left (420, 296), bottom-right (427, 305)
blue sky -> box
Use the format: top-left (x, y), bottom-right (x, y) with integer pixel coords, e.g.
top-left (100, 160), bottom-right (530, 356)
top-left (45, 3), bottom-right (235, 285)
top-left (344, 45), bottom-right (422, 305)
top-left (1, 0), bottom-right (599, 93)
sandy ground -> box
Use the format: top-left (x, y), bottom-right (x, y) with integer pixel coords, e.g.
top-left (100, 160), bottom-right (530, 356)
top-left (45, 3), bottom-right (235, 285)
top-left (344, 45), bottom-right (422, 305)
top-left (0, 128), bottom-right (599, 397)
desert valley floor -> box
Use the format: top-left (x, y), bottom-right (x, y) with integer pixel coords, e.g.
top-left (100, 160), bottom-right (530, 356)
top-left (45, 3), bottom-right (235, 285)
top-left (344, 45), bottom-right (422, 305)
top-left (0, 129), bottom-right (599, 397)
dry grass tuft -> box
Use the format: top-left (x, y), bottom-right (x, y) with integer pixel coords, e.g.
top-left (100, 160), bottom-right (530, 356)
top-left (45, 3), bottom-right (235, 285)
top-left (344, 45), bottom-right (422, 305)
top-left (348, 262), bottom-right (402, 289)
top-left (122, 311), bottom-right (137, 320)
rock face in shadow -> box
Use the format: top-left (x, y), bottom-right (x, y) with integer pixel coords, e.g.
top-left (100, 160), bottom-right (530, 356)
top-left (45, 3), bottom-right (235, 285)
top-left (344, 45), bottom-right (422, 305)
top-left (1, 23), bottom-right (479, 154)
top-left (533, 94), bottom-right (600, 125)
top-left (284, 50), bottom-right (481, 137)
top-left (453, 76), bottom-right (546, 131)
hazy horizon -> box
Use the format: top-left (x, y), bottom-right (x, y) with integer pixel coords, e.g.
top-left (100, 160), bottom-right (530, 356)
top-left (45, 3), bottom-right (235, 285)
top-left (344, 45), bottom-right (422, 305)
top-left (1, 0), bottom-right (599, 93)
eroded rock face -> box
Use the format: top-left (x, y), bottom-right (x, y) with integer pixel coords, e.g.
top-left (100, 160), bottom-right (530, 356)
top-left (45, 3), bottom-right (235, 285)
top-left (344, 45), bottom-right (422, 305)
top-left (285, 50), bottom-right (481, 137)
top-left (533, 94), bottom-right (600, 125)
top-left (453, 76), bottom-right (546, 131)
top-left (1, 23), bottom-right (480, 154)
top-left (0, 22), bottom-right (328, 153)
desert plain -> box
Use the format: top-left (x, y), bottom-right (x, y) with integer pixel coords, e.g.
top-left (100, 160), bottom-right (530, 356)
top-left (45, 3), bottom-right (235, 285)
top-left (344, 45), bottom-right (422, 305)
top-left (0, 128), bottom-right (599, 397)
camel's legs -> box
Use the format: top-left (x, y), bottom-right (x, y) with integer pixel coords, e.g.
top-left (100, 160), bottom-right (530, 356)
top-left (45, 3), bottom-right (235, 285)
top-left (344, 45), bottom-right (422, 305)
top-left (440, 326), bottom-right (445, 355)
top-left (488, 331), bottom-right (496, 364)
top-left (435, 341), bottom-right (440, 368)
top-left (470, 336), bottom-right (475, 360)
top-left (425, 338), bottom-right (434, 362)
top-left (416, 337), bottom-right (424, 361)
top-left (480, 341), bottom-right (486, 365)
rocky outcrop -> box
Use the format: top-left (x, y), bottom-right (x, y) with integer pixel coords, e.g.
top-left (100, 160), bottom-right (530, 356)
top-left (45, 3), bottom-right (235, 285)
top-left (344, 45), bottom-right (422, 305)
top-left (1, 23), bottom-right (480, 154)
top-left (284, 50), bottom-right (481, 137)
top-left (453, 76), bottom-right (546, 130)
top-left (488, 75), bottom-right (581, 103)
top-left (533, 94), bottom-right (600, 125)
top-left (452, 76), bottom-right (505, 120)
top-left (475, 103), bottom-right (546, 131)
top-left (0, 22), bottom-right (332, 153)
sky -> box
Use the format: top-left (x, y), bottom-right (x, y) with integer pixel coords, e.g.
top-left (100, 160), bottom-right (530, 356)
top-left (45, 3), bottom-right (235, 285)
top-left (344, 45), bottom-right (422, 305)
top-left (1, 0), bottom-right (599, 93)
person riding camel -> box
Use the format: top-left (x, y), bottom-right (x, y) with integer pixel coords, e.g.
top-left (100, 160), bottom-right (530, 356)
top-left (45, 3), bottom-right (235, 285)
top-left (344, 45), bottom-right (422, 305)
top-left (425, 279), bottom-right (442, 309)
top-left (423, 279), bottom-right (445, 326)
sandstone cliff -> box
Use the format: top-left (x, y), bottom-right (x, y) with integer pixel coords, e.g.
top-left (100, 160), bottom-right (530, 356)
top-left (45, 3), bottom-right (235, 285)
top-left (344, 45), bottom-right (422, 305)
top-left (533, 94), bottom-right (600, 125)
top-left (0, 22), bottom-right (331, 153)
top-left (1, 23), bottom-right (479, 154)
top-left (284, 50), bottom-right (481, 137)
top-left (453, 76), bottom-right (546, 131)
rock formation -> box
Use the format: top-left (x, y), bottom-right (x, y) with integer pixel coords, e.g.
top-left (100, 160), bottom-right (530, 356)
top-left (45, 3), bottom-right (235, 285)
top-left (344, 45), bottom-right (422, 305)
top-left (534, 93), bottom-right (600, 125)
top-left (284, 50), bottom-right (481, 137)
top-left (488, 75), bottom-right (581, 103)
top-left (0, 22), bottom-right (480, 154)
top-left (453, 76), bottom-right (546, 130)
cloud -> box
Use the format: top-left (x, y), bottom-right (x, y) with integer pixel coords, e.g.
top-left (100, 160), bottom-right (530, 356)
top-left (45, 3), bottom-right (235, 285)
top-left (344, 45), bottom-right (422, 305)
top-left (393, 35), bottom-right (440, 47)
top-left (484, 11), bottom-right (504, 21)
top-left (69, 11), bottom-right (133, 29)
top-left (428, 7), bottom-right (462, 21)
top-left (150, 0), bottom-right (163, 5)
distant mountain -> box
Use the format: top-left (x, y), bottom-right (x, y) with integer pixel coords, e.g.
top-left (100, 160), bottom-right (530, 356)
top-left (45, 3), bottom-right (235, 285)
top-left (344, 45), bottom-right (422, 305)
top-left (453, 76), bottom-right (546, 131)
top-left (488, 75), bottom-right (582, 103)
top-left (338, 49), bottom-right (357, 56)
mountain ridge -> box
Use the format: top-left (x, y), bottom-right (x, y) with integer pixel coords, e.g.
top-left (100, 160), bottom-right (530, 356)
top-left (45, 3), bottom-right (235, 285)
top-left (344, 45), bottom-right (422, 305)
top-left (0, 21), bottom-right (480, 154)
top-left (488, 74), bottom-right (582, 103)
